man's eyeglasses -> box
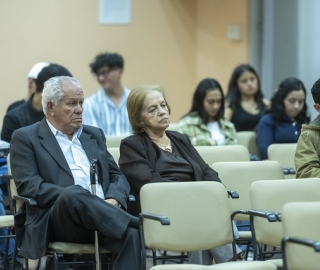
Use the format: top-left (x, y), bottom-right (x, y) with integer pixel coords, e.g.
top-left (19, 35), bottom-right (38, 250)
top-left (95, 67), bottom-right (119, 78)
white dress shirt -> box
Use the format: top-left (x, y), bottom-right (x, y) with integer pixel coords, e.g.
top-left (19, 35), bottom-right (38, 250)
top-left (47, 120), bottom-right (105, 199)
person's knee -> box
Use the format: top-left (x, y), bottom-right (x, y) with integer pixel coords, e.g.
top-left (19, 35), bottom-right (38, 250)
top-left (57, 185), bottom-right (90, 207)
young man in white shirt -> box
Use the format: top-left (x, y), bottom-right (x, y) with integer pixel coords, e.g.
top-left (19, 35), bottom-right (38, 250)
top-left (83, 52), bottom-right (131, 136)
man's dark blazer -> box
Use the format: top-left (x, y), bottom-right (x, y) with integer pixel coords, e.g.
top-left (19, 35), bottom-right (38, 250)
top-left (10, 118), bottom-right (130, 259)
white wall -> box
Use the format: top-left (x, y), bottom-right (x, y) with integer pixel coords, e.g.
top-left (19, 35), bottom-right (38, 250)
top-left (297, 0), bottom-right (320, 120)
top-left (254, 0), bottom-right (320, 120)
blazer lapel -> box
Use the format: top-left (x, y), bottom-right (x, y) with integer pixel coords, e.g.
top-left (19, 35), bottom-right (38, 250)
top-left (79, 131), bottom-right (98, 165)
top-left (38, 119), bottom-right (73, 178)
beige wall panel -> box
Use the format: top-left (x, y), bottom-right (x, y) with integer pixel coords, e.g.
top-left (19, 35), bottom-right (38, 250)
top-left (0, 0), bottom-right (247, 129)
top-left (196, 0), bottom-right (248, 94)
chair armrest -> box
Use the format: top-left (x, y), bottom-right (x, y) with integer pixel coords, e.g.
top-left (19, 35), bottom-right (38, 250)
top-left (128, 194), bottom-right (135, 202)
top-left (281, 236), bottom-right (320, 269)
top-left (231, 209), bottom-right (251, 220)
top-left (139, 212), bottom-right (170, 225)
top-left (248, 209), bottom-right (278, 222)
top-left (282, 236), bottom-right (320, 252)
top-left (283, 167), bottom-right (296, 175)
top-left (13, 194), bottom-right (37, 206)
top-left (1, 174), bottom-right (12, 184)
top-left (227, 189), bottom-right (239, 199)
top-left (289, 168), bottom-right (296, 174)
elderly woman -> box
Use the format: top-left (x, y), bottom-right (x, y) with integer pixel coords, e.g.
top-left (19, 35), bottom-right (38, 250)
top-left (119, 84), bottom-right (240, 265)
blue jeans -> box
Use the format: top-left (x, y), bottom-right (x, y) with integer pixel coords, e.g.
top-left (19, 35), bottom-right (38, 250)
top-left (0, 163), bottom-right (16, 263)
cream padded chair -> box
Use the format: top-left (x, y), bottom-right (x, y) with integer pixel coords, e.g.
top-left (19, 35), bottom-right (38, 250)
top-left (249, 178), bottom-right (320, 268)
top-left (107, 147), bottom-right (120, 166)
top-left (212, 161), bottom-right (284, 220)
top-left (281, 202), bottom-right (320, 270)
top-left (167, 123), bottom-right (179, 132)
top-left (236, 131), bottom-right (259, 156)
top-left (8, 154), bottom-right (111, 270)
top-left (195, 145), bottom-right (250, 166)
top-left (139, 181), bottom-right (277, 270)
top-left (212, 161), bottom-right (284, 260)
top-left (105, 135), bottom-right (128, 148)
top-left (267, 144), bottom-right (297, 178)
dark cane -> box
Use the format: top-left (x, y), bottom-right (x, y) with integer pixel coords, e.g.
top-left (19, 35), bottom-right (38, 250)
top-left (90, 159), bottom-right (103, 270)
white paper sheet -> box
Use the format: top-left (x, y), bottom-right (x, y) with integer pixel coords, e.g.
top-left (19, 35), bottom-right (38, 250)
top-left (99, 0), bottom-right (132, 25)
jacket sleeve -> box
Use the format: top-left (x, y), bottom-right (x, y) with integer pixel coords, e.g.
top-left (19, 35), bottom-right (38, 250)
top-left (10, 128), bottom-right (64, 208)
top-left (224, 121), bottom-right (238, 145)
top-left (119, 136), bottom-right (172, 193)
top-left (295, 131), bottom-right (320, 178)
top-left (257, 115), bottom-right (275, 160)
top-left (1, 113), bottom-right (20, 143)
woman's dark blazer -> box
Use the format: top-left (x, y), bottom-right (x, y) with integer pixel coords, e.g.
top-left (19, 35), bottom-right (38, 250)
top-left (119, 130), bottom-right (221, 216)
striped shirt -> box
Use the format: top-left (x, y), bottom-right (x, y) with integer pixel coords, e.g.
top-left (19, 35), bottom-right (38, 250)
top-left (82, 87), bottom-right (132, 135)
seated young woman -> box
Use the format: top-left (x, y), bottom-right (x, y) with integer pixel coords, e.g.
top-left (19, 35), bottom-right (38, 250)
top-left (225, 64), bottom-right (270, 132)
top-left (257, 77), bottom-right (310, 160)
top-left (177, 78), bottom-right (237, 146)
top-left (119, 84), bottom-right (241, 265)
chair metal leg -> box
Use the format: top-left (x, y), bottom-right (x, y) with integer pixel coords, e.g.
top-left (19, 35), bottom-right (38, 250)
top-left (4, 236), bottom-right (10, 269)
top-left (52, 252), bottom-right (59, 270)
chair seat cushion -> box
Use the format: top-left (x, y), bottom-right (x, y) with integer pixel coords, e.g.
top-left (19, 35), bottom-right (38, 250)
top-left (265, 258), bottom-right (283, 268)
top-left (238, 231), bottom-right (252, 239)
top-left (48, 242), bottom-right (110, 254)
top-left (0, 215), bottom-right (14, 228)
top-left (150, 261), bottom-right (277, 270)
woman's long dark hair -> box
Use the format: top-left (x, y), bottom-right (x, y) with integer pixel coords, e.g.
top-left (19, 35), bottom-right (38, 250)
top-left (226, 64), bottom-right (266, 111)
top-left (270, 77), bottom-right (310, 125)
top-left (184, 78), bottom-right (224, 125)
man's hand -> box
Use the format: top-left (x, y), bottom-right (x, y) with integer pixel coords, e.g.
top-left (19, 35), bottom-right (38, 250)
top-left (105, 198), bottom-right (121, 207)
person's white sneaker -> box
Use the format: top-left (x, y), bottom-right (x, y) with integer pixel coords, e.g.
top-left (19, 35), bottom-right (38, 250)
top-left (246, 251), bottom-right (254, 261)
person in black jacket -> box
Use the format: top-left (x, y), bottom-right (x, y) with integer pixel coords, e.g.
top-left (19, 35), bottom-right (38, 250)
top-left (1, 64), bottom-right (72, 143)
top-left (119, 84), bottom-right (240, 265)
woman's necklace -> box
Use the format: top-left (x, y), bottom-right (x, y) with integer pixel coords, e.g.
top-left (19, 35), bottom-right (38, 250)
top-left (151, 136), bottom-right (172, 152)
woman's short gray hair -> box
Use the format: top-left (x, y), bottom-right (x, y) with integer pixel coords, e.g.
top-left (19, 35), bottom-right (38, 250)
top-left (42, 76), bottom-right (81, 114)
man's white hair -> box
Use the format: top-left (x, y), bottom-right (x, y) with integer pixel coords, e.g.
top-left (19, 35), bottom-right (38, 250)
top-left (42, 76), bottom-right (81, 115)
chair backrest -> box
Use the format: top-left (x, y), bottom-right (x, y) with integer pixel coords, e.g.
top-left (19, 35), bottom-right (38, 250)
top-left (7, 154), bottom-right (23, 212)
top-left (236, 131), bottom-right (259, 156)
top-left (107, 147), bottom-right (120, 166)
top-left (268, 143), bottom-right (296, 169)
top-left (140, 181), bottom-right (233, 252)
top-left (167, 123), bottom-right (179, 132)
top-left (212, 161), bottom-right (284, 220)
top-left (105, 135), bottom-right (128, 148)
top-left (282, 201), bottom-right (320, 270)
top-left (250, 178), bottom-right (320, 247)
top-left (195, 145), bottom-right (250, 166)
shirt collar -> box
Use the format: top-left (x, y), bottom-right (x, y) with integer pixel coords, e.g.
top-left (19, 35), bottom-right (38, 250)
top-left (46, 119), bottom-right (83, 139)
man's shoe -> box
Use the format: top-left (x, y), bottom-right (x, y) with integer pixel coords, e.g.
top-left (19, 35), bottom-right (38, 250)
top-left (0, 259), bottom-right (23, 270)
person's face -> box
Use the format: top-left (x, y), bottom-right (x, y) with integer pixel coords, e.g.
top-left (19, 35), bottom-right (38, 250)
top-left (203, 89), bottom-right (222, 121)
top-left (283, 89), bottom-right (305, 120)
top-left (237, 71), bottom-right (258, 96)
top-left (49, 82), bottom-right (84, 135)
top-left (28, 78), bottom-right (37, 97)
top-left (141, 90), bottom-right (170, 134)
top-left (95, 65), bottom-right (122, 91)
